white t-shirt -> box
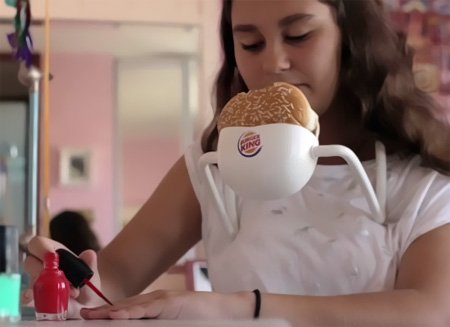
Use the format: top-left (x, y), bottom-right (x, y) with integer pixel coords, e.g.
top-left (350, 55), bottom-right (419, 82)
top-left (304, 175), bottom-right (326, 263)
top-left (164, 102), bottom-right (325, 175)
top-left (184, 143), bottom-right (450, 296)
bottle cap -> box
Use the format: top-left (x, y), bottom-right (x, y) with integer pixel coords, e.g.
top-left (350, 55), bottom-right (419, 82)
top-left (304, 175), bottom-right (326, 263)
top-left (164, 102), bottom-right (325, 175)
top-left (0, 225), bottom-right (19, 274)
top-left (56, 248), bottom-right (93, 288)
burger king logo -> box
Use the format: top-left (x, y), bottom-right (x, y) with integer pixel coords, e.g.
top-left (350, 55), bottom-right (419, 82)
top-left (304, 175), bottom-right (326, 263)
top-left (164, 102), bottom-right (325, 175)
top-left (238, 131), bottom-right (262, 157)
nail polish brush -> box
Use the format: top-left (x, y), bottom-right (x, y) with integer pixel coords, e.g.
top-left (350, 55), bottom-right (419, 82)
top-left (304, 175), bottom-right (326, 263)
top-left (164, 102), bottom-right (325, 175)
top-left (55, 249), bottom-right (113, 306)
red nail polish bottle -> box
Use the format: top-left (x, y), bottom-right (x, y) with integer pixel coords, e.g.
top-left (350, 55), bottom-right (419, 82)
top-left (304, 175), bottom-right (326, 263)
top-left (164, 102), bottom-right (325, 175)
top-left (33, 252), bottom-right (70, 321)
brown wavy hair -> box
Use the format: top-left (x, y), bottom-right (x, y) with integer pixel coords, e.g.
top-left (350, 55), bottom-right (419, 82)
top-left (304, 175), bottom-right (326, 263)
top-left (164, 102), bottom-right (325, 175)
top-left (201, 0), bottom-right (450, 174)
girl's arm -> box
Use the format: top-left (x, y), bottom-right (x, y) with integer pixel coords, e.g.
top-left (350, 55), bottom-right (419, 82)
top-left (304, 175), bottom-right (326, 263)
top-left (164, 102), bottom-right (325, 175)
top-left (97, 155), bottom-right (202, 300)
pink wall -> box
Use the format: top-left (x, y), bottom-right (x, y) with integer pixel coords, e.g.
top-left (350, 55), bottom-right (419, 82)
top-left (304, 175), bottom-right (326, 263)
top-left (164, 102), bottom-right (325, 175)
top-left (122, 139), bottom-right (179, 207)
top-left (436, 95), bottom-right (450, 123)
top-left (48, 53), bottom-right (115, 246)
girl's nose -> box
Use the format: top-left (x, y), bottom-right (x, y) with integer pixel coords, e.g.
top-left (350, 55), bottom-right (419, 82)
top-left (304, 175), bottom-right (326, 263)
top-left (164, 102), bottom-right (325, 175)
top-left (262, 43), bottom-right (291, 74)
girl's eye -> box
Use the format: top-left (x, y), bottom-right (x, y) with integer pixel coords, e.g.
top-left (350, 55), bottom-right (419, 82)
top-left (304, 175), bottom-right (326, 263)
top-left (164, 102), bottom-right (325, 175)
top-left (241, 41), bottom-right (264, 51)
top-left (285, 33), bottom-right (310, 43)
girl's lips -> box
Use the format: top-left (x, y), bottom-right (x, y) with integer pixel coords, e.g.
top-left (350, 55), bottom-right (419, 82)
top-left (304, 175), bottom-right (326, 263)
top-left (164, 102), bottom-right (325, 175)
top-left (294, 84), bottom-right (310, 94)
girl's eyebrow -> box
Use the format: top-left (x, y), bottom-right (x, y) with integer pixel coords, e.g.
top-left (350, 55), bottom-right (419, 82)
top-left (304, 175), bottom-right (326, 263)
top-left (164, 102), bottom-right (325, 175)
top-left (233, 13), bottom-right (313, 33)
top-left (278, 13), bottom-right (313, 27)
top-left (233, 24), bottom-right (258, 33)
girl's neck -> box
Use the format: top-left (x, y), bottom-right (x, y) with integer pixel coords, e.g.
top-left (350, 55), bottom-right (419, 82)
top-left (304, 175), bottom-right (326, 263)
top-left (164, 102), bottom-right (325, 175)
top-left (317, 103), bottom-right (376, 165)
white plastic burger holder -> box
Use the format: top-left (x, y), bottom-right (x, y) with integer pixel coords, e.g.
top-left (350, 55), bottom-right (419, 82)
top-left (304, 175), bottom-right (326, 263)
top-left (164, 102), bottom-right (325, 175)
top-left (198, 86), bottom-right (387, 238)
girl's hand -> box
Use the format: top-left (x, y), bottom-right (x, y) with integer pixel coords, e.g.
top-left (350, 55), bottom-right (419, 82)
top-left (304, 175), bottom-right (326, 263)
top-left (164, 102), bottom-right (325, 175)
top-left (21, 236), bottom-right (105, 319)
top-left (80, 290), bottom-right (254, 320)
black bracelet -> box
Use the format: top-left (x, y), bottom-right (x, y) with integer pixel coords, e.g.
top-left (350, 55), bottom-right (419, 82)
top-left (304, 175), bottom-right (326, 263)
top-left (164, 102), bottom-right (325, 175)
top-left (252, 289), bottom-right (261, 318)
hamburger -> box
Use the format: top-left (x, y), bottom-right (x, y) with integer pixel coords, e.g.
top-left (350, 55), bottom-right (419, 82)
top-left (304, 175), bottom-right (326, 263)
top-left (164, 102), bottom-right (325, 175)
top-left (217, 82), bottom-right (320, 137)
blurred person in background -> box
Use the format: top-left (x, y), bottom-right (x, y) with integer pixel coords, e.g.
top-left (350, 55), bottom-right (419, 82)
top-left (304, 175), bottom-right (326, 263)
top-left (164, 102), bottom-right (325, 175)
top-left (49, 210), bottom-right (101, 255)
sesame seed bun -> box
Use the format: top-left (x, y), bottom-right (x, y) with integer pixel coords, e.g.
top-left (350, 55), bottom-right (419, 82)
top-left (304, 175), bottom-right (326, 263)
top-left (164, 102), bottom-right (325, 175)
top-left (218, 82), bottom-right (320, 137)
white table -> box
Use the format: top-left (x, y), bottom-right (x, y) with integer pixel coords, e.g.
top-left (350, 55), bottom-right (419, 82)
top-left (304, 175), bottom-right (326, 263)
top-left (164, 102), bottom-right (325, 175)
top-left (5, 318), bottom-right (291, 327)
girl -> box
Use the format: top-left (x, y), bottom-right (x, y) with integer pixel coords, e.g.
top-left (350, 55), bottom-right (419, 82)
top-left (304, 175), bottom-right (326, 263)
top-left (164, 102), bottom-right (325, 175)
top-left (23, 0), bottom-right (450, 325)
